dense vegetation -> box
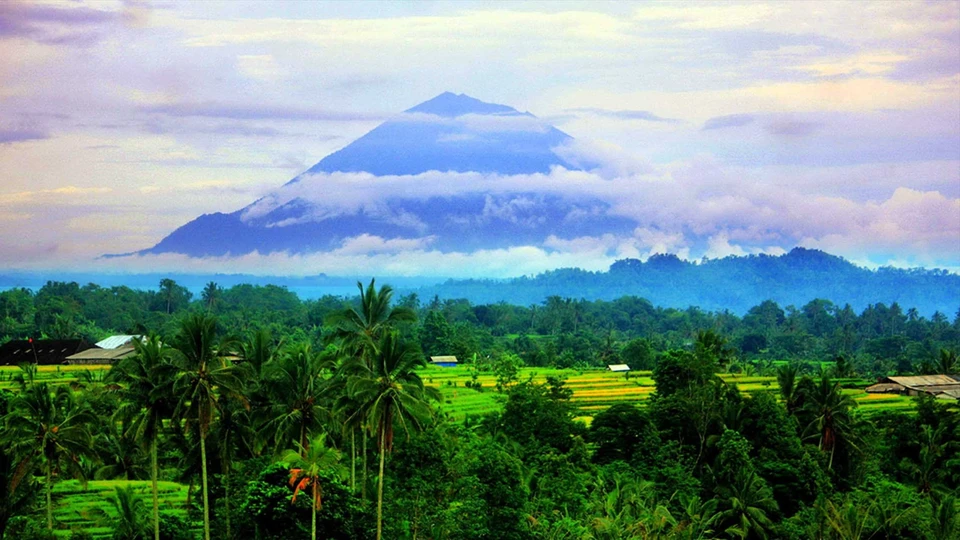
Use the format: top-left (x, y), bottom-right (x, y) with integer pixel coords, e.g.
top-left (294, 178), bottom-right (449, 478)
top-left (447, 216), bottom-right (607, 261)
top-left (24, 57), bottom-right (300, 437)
top-left (0, 278), bottom-right (958, 539)
top-left (420, 248), bottom-right (960, 316)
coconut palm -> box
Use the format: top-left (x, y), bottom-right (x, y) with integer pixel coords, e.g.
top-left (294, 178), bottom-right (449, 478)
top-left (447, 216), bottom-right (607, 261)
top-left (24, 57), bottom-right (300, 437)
top-left (107, 486), bottom-right (150, 540)
top-left (210, 389), bottom-right (255, 540)
top-left (171, 313), bottom-right (245, 540)
top-left (345, 331), bottom-right (440, 540)
top-left (259, 343), bottom-right (334, 457)
top-left (716, 470), bottom-right (778, 539)
top-left (281, 433), bottom-right (346, 540)
top-left (325, 278), bottom-right (416, 359)
top-left (2, 383), bottom-right (98, 530)
top-left (800, 377), bottom-right (859, 470)
top-left (109, 335), bottom-right (176, 540)
top-left (776, 364), bottom-right (799, 415)
top-left (936, 348), bottom-right (957, 375)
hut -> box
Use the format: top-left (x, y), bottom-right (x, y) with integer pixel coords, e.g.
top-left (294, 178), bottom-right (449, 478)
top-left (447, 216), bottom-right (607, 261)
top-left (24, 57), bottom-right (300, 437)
top-left (607, 364), bottom-right (631, 373)
top-left (65, 346), bottom-right (136, 365)
top-left (430, 356), bottom-right (459, 367)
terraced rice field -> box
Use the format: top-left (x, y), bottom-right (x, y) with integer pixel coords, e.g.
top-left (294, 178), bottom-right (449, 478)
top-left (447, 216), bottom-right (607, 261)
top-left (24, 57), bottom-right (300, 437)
top-left (0, 364), bottom-right (111, 391)
top-left (51, 480), bottom-right (193, 538)
top-left (422, 365), bottom-right (918, 421)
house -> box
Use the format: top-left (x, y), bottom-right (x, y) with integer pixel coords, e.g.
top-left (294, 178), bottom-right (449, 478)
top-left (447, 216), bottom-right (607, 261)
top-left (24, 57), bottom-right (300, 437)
top-left (0, 339), bottom-right (95, 366)
top-left (607, 364), bottom-right (631, 373)
top-left (430, 356), bottom-right (458, 367)
top-left (865, 375), bottom-right (960, 400)
top-left (65, 345), bottom-right (136, 365)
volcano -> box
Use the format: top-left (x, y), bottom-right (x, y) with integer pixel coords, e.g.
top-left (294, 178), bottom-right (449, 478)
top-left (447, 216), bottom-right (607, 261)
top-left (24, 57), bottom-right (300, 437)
top-left (134, 92), bottom-right (635, 257)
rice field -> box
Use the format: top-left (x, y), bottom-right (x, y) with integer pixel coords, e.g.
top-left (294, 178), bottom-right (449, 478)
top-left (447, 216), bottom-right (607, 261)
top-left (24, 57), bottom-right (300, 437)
top-left (0, 364), bottom-right (111, 391)
top-left (50, 480), bottom-right (193, 538)
top-left (422, 365), bottom-right (919, 421)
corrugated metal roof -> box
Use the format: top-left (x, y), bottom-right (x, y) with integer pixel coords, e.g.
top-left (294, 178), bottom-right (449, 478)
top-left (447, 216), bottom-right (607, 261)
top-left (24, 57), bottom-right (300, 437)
top-left (608, 364), bottom-right (631, 372)
top-left (65, 346), bottom-right (136, 362)
top-left (95, 335), bottom-right (142, 350)
top-left (887, 375), bottom-right (960, 389)
top-left (865, 383), bottom-right (905, 393)
top-left (430, 356), bottom-right (458, 363)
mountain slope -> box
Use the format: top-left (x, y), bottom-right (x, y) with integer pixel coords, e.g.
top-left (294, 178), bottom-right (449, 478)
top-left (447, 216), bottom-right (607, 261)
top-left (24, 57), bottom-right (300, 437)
top-left (135, 92), bottom-right (630, 258)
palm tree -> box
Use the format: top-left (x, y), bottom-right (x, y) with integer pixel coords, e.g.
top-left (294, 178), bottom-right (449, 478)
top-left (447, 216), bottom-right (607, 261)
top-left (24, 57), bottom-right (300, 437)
top-left (823, 496), bottom-right (870, 540)
top-left (259, 343), bottom-right (333, 457)
top-left (211, 388), bottom-right (255, 540)
top-left (776, 364), bottom-right (799, 414)
top-left (110, 334), bottom-right (176, 540)
top-left (936, 348), bottom-right (957, 374)
top-left (325, 278), bottom-right (416, 359)
top-left (201, 281), bottom-right (222, 312)
top-left (2, 383), bottom-right (97, 530)
top-left (716, 470), bottom-right (778, 539)
top-left (281, 433), bottom-right (346, 540)
top-left (107, 486), bottom-right (150, 540)
top-left (345, 331), bottom-right (440, 540)
top-left (800, 377), bottom-right (859, 470)
top-left (171, 313), bottom-right (245, 540)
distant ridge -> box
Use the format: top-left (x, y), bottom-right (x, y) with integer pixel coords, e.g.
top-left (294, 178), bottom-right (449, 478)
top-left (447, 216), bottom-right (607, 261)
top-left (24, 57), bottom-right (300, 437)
top-left (416, 248), bottom-right (960, 316)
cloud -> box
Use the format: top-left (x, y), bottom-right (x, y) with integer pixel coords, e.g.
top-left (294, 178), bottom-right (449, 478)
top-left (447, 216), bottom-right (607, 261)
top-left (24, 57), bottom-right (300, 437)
top-left (765, 120), bottom-right (821, 137)
top-left (702, 114), bottom-right (755, 130)
top-left (139, 101), bottom-right (383, 122)
top-left (569, 107), bottom-right (680, 123)
top-left (0, 127), bottom-right (48, 144)
top-left (0, 1), bottom-right (117, 45)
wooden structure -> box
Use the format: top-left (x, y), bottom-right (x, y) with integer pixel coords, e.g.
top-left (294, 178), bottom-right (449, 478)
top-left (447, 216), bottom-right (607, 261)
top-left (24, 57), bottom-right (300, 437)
top-left (430, 356), bottom-right (459, 367)
top-left (865, 375), bottom-right (960, 400)
top-left (65, 346), bottom-right (136, 365)
top-left (607, 364), bottom-right (631, 373)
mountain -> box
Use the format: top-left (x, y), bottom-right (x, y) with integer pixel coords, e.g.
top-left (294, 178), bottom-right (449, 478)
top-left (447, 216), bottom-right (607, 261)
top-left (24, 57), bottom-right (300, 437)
top-left (415, 248), bottom-right (960, 316)
top-left (134, 92), bottom-right (631, 257)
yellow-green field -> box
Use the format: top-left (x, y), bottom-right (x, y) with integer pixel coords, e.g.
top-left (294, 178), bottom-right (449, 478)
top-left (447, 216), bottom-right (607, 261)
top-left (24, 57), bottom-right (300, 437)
top-left (421, 365), bottom-right (918, 421)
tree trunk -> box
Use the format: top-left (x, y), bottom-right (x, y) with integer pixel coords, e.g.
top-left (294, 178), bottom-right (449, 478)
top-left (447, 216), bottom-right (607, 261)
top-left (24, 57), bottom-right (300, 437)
top-left (200, 433), bottom-right (211, 540)
top-left (377, 426), bottom-right (386, 540)
top-left (351, 427), bottom-right (356, 493)
top-left (362, 434), bottom-right (368, 501)
top-left (311, 482), bottom-right (318, 540)
top-left (224, 465), bottom-right (231, 539)
top-left (46, 465), bottom-right (53, 530)
top-left (152, 438), bottom-right (160, 540)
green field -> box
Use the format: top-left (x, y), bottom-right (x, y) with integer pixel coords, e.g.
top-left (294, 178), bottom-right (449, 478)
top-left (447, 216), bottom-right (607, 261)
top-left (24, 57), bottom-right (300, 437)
top-left (51, 480), bottom-right (193, 538)
top-left (421, 365), bottom-right (918, 421)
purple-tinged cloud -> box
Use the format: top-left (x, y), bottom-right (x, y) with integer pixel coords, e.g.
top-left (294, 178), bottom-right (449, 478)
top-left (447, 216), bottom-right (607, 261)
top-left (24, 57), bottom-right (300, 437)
top-left (0, 128), bottom-right (47, 144)
top-left (0, 1), bottom-right (115, 45)
top-left (766, 120), bottom-right (821, 137)
top-left (139, 101), bottom-right (384, 122)
top-left (570, 107), bottom-right (679, 123)
top-left (702, 114), bottom-right (755, 130)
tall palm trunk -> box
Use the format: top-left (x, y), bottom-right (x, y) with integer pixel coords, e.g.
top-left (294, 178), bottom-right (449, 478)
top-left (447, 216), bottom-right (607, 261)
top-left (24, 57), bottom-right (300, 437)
top-left (362, 434), bottom-right (368, 501)
top-left (377, 426), bottom-right (386, 540)
top-left (200, 433), bottom-right (211, 540)
top-left (224, 467), bottom-right (231, 539)
top-left (351, 428), bottom-right (356, 492)
top-left (46, 465), bottom-right (53, 530)
top-left (311, 482), bottom-right (318, 540)
top-left (152, 438), bottom-right (160, 540)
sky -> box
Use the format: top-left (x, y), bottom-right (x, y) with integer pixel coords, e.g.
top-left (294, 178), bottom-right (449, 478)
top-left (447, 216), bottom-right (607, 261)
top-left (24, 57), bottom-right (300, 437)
top-left (0, 0), bottom-right (958, 277)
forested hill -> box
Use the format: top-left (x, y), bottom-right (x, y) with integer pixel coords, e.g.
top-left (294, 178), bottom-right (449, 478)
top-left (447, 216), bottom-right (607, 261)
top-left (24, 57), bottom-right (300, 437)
top-left (417, 248), bottom-right (960, 316)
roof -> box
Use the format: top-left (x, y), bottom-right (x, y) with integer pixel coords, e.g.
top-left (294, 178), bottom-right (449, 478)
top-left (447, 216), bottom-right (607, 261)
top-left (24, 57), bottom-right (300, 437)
top-left (865, 382), bottom-right (905, 393)
top-left (0, 340), bottom-right (95, 366)
top-left (430, 356), bottom-right (458, 364)
top-left (935, 389), bottom-right (960, 400)
top-left (95, 335), bottom-right (142, 349)
top-left (65, 346), bottom-right (136, 363)
top-left (608, 364), bottom-right (631, 372)
top-left (887, 375), bottom-right (960, 389)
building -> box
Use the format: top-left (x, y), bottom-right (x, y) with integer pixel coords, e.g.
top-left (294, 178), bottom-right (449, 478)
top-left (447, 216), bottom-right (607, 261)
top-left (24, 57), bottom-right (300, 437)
top-left (65, 346), bottom-right (136, 365)
top-left (430, 356), bottom-right (459, 367)
top-left (0, 339), bottom-right (95, 366)
top-left (865, 375), bottom-right (960, 400)
top-left (607, 364), bottom-right (631, 372)
top-left (95, 335), bottom-right (143, 349)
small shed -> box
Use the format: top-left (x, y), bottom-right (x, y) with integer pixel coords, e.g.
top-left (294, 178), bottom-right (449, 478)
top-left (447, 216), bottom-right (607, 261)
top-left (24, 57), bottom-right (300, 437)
top-left (866, 375), bottom-right (960, 399)
top-left (607, 364), bottom-right (631, 373)
top-left (430, 356), bottom-right (459, 367)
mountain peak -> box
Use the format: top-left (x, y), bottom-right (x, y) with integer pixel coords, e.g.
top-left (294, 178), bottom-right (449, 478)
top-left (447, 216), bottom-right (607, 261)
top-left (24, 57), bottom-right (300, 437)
top-left (405, 92), bottom-right (521, 118)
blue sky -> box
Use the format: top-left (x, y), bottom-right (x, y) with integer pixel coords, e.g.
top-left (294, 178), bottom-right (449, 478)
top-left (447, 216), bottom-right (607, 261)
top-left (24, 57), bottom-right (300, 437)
top-left (0, 0), bottom-right (957, 276)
